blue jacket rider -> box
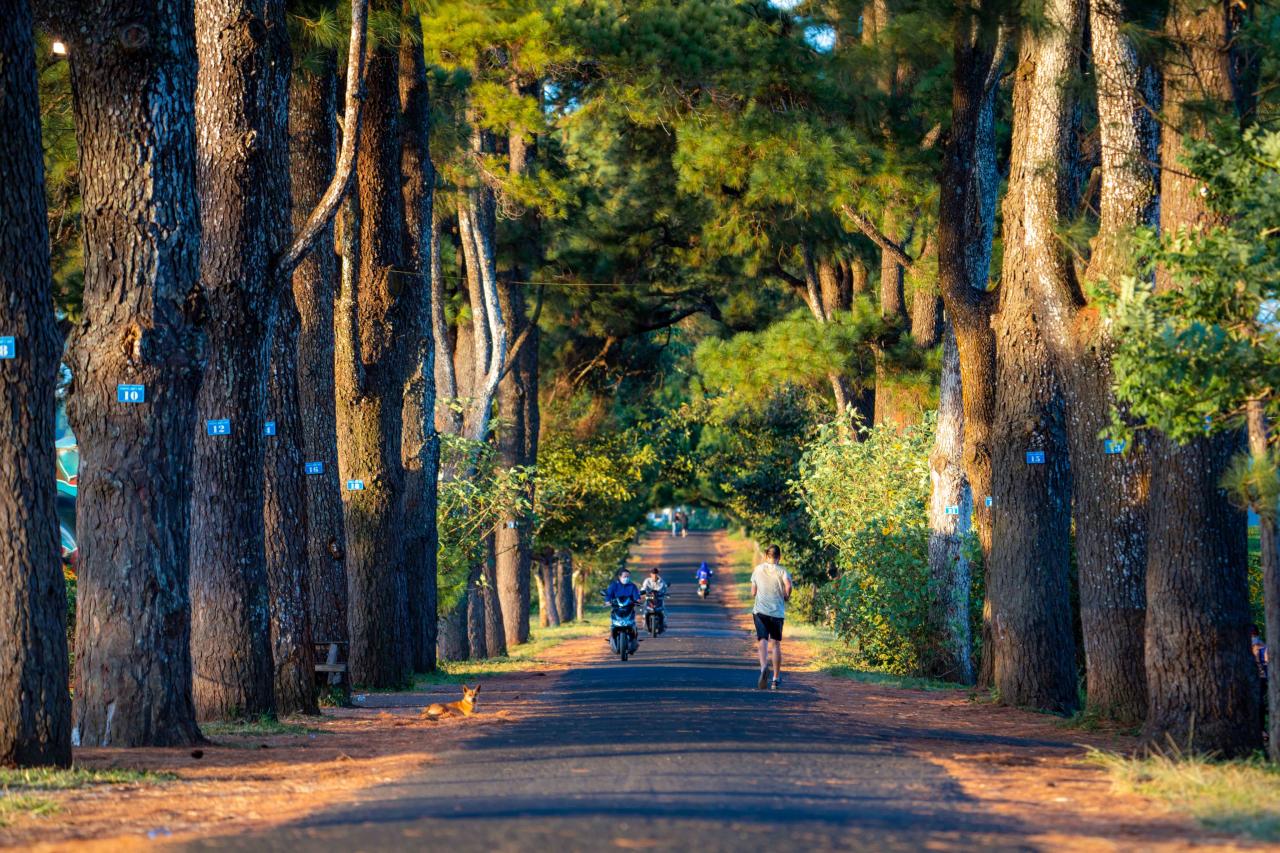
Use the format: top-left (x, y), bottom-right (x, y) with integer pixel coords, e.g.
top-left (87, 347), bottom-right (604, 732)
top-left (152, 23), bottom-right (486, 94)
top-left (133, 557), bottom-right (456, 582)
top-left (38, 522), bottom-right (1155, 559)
top-left (695, 561), bottom-right (713, 582)
top-left (605, 569), bottom-right (640, 603)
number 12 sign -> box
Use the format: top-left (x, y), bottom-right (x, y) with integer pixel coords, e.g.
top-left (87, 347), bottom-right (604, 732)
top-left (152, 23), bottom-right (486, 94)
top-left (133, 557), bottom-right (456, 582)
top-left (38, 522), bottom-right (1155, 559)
top-left (206, 419), bottom-right (231, 436)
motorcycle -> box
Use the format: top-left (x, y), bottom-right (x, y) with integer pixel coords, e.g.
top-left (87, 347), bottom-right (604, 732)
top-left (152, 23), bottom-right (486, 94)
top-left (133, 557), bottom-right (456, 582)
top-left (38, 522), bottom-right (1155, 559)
top-left (697, 576), bottom-right (709, 598)
top-left (603, 593), bottom-right (639, 661)
top-left (642, 589), bottom-right (666, 637)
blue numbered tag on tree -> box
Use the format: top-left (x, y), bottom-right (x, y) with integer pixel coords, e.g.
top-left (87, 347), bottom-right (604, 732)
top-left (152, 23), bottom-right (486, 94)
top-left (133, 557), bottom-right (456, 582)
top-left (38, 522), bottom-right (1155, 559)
top-left (117, 383), bottom-right (145, 403)
top-left (1025, 450), bottom-right (1046, 464)
top-left (984, 496), bottom-right (993, 508)
top-left (1104, 439), bottom-right (1126, 455)
top-left (944, 505), bottom-right (960, 516)
top-left (305, 462), bottom-right (324, 475)
top-left (264, 421), bottom-right (277, 436)
top-left (0, 337), bottom-right (14, 359)
top-left (346, 479), bottom-right (365, 491)
top-left (206, 419), bottom-right (231, 436)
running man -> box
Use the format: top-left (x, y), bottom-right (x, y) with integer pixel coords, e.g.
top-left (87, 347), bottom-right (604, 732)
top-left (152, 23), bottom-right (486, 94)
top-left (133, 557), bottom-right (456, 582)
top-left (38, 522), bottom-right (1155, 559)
top-left (751, 544), bottom-right (792, 690)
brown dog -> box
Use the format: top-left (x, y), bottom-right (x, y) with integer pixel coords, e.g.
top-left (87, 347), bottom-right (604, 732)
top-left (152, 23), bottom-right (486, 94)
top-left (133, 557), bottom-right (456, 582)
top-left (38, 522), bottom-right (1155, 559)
top-left (422, 684), bottom-right (480, 720)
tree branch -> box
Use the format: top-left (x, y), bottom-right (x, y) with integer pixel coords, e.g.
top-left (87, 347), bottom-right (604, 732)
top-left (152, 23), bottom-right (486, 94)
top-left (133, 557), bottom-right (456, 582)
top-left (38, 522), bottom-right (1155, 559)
top-left (272, 0), bottom-right (369, 284)
top-left (498, 284), bottom-right (545, 383)
top-left (840, 204), bottom-right (916, 269)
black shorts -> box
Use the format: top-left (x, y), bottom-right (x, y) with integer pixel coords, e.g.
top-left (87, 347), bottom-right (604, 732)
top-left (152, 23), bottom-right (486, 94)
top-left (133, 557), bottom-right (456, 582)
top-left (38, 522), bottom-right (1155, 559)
top-left (753, 613), bottom-right (784, 642)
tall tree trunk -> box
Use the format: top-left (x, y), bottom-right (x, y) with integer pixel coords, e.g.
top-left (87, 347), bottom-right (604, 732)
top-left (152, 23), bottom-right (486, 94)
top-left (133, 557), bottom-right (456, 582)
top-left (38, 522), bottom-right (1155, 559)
top-left (399, 9), bottom-right (439, 673)
top-left (189, 0), bottom-right (289, 721)
top-left (465, 562), bottom-right (487, 660)
top-left (924, 324), bottom-right (973, 684)
top-left (936, 14), bottom-right (1003, 690)
top-left (437, 589), bottom-right (469, 662)
top-left (987, 0), bottom-right (1083, 713)
top-left (555, 551), bottom-right (576, 623)
top-left (290, 59), bottom-right (349, 650)
top-left (873, 213), bottom-right (908, 428)
top-left (1069, 0), bottom-right (1158, 723)
top-left (264, 289), bottom-right (317, 716)
top-left (335, 40), bottom-right (413, 688)
top-left (1143, 0), bottom-right (1259, 754)
top-left (0, 0), bottom-right (72, 766)
top-left (535, 556), bottom-right (559, 628)
top-left (54, 0), bottom-right (205, 747)
top-left (1246, 401), bottom-right (1280, 760)
top-left (496, 282), bottom-right (535, 648)
top-left (481, 535), bottom-right (506, 658)
top-left (911, 290), bottom-right (943, 348)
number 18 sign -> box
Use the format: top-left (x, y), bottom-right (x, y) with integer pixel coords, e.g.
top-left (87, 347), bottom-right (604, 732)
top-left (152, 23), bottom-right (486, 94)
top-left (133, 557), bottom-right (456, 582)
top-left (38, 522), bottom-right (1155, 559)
top-left (0, 337), bottom-right (14, 359)
top-left (346, 479), bottom-right (365, 491)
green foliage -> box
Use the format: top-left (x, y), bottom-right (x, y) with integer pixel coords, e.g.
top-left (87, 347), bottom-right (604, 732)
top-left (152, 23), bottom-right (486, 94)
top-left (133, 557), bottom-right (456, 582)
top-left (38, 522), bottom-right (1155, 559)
top-left (692, 385), bottom-right (835, 584)
top-left (796, 415), bottom-right (935, 674)
top-left (1102, 128), bottom-right (1280, 446)
top-left (437, 433), bottom-right (533, 615)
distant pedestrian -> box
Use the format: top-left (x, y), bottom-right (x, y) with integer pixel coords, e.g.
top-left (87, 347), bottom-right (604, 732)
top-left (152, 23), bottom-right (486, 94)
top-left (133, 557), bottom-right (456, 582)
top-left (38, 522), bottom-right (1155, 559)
top-left (1252, 624), bottom-right (1268, 716)
top-left (751, 544), bottom-right (792, 690)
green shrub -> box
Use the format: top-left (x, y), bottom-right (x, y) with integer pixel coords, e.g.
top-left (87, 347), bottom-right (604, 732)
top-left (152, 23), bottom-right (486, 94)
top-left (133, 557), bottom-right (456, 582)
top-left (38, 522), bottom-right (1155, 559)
top-left (796, 415), bottom-right (935, 674)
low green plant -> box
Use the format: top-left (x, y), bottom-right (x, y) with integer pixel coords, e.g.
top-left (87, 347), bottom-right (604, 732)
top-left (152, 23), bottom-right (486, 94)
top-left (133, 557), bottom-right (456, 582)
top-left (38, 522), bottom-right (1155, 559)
top-left (1089, 747), bottom-right (1280, 841)
top-left (0, 766), bottom-right (171, 790)
top-left (201, 715), bottom-right (315, 737)
top-left (0, 795), bottom-right (58, 827)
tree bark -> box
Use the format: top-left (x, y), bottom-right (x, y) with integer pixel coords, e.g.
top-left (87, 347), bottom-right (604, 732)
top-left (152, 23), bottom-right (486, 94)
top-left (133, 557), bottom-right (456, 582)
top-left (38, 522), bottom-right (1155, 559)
top-left (189, 0), bottom-right (289, 721)
top-left (1143, 0), bottom-right (1259, 754)
top-left (911, 290), bottom-right (943, 348)
top-left (496, 282), bottom-right (536, 648)
top-left (1069, 0), bottom-right (1158, 723)
top-left (437, 592), bottom-right (469, 662)
top-left (264, 290), bottom-right (317, 715)
top-left (465, 562), bottom-right (487, 659)
top-left (986, 0), bottom-right (1084, 713)
top-left (481, 535), bottom-right (506, 658)
top-left (535, 556), bottom-right (559, 628)
top-left (555, 551), bottom-right (576, 623)
top-left (289, 59), bottom-right (349, 649)
top-left (54, 0), bottom-right (205, 747)
top-left (0, 0), bottom-right (73, 766)
top-left (335, 40), bottom-right (413, 688)
top-left (399, 9), bottom-right (439, 673)
top-left (1246, 401), bottom-right (1280, 760)
top-left (924, 325), bottom-right (973, 684)
top-left (935, 14), bottom-right (1003, 689)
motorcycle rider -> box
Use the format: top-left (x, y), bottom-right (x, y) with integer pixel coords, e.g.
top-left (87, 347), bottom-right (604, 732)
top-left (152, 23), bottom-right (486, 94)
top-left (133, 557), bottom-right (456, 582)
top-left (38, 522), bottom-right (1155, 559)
top-left (603, 569), bottom-right (641, 653)
top-left (695, 560), bottom-right (713, 593)
top-left (605, 568), bottom-right (641, 604)
top-left (640, 567), bottom-right (669, 634)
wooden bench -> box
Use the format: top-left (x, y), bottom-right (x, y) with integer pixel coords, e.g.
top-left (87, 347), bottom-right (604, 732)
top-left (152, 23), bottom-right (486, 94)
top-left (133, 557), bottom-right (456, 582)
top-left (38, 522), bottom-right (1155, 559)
top-left (313, 641), bottom-right (350, 697)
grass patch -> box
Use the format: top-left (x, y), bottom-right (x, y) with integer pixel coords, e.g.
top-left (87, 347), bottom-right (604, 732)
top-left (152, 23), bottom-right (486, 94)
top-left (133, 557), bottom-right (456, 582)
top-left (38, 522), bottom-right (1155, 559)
top-left (202, 715), bottom-right (316, 737)
top-left (1089, 748), bottom-right (1280, 841)
top-left (0, 766), bottom-right (172, 790)
top-left (413, 606), bottom-right (611, 687)
top-left (0, 795), bottom-right (58, 827)
top-left (720, 531), bottom-right (964, 692)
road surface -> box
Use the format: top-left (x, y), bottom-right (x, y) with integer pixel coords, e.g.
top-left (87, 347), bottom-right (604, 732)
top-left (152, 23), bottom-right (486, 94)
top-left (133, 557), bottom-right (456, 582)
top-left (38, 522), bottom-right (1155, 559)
top-left (185, 533), bottom-right (1099, 851)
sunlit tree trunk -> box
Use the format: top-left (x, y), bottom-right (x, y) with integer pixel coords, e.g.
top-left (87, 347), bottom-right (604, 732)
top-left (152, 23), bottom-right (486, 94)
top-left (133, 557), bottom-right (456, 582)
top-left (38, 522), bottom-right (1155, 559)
top-left (189, 0), bottom-right (289, 721)
top-left (51, 0), bottom-right (205, 747)
top-left (924, 324), bottom-right (973, 684)
top-left (936, 13), bottom-right (1002, 690)
top-left (335, 35), bottom-right (413, 688)
top-left (986, 0), bottom-right (1083, 713)
top-left (1246, 401), bottom-right (1280, 760)
top-left (0, 0), bottom-right (72, 765)
top-left (1142, 0), bottom-right (1259, 755)
top-left (1069, 0), bottom-right (1157, 723)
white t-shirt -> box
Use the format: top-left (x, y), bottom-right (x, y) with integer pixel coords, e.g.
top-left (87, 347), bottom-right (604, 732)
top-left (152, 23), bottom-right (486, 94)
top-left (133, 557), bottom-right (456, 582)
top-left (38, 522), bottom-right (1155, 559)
top-left (751, 562), bottom-right (792, 618)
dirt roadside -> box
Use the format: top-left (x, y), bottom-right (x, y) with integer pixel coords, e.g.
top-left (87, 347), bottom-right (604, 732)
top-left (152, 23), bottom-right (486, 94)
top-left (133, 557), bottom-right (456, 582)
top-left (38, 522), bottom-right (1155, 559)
top-left (714, 534), bottom-right (1258, 851)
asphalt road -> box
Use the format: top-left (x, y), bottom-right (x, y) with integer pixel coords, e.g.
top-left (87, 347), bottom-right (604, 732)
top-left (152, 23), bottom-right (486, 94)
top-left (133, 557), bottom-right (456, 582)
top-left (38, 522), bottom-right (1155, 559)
top-left (186, 533), bottom-right (1058, 852)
